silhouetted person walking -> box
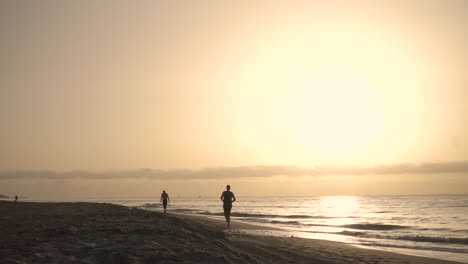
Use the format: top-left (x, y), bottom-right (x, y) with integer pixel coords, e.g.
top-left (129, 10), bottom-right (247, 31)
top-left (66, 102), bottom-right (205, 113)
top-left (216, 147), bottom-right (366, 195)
top-left (14, 195), bottom-right (18, 202)
top-left (160, 190), bottom-right (170, 213)
top-left (221, 185), bottom-right (236, 227)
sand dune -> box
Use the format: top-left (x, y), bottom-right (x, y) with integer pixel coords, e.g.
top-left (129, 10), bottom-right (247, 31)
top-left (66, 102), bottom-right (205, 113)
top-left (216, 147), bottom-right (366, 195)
top-left (0, 201), bottom-right (462, 264)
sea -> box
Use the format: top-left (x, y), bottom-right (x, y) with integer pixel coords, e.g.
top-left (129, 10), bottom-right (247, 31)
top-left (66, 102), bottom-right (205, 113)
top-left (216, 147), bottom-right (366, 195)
top-left (16, 195), bottom-right (468, 263)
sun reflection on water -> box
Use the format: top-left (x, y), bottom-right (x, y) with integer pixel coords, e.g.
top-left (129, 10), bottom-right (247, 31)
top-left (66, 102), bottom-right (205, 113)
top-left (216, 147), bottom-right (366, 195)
top-left (318, 196), bottom-right (359, 226)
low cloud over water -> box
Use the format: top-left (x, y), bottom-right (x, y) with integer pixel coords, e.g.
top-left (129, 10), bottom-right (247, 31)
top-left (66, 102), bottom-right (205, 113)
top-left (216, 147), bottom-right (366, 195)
top-left (1, 161), bottom-right (468, 181)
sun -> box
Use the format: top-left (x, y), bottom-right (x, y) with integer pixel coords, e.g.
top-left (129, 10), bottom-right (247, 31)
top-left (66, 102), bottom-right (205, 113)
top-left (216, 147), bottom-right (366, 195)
top-left (286, 64), bottom-right (384, 157)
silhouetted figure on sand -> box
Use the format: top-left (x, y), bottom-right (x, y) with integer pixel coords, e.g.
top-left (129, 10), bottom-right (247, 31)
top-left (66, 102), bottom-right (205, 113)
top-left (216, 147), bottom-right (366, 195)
top-left (14, 195), bottom-right (18, 202)
top-left (160, 190), bottom-right (170, 213)
top-left (220, 185), bottom-right (236, 227)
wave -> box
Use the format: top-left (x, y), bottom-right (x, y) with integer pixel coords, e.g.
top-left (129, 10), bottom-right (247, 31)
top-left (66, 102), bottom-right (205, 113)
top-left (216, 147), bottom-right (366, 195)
top-left (270, 220), bottom-right (302, 225)
top-left (170, 208), bottom-right (201, 213)
top-left (379, 235), bottom-right (468, 245)
top-left (334, 231), bottom-right (468, 245)
top-left (417, 227), bottom-right (451, 231)
top-left (140, 203), bottom-right (161, 208)
top-left (358, 241), bottom-right (468, 253)
top-left (272, 221), bottom-right (409, 231)
top-left (339, 230), bottom-right (366, 236)
top-left (195, 211), bottom-right (339, 219)
top-left (139, 204), bottom-right (210, 214)
top-left (140, 204), bottom-right (357, 221)
top-left (167, 208), bottom-right (413, 232)
top-left (341, 223), bottom-right (409, 230)
top-left (453, 229), bottom-right (468, 233)
top-left (262, 219), bottom-right (410, 232)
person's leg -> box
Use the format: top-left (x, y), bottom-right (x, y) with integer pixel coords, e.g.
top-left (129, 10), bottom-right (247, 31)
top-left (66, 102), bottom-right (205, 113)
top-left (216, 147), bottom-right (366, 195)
top-left (226, 206), bottom-right (232, 222)
top-left (163, 201), bottom-right (167, 213)
top-left (223, 204), bottom-right (228, 222)
top-left (223, 204), bottom-right (233, 225)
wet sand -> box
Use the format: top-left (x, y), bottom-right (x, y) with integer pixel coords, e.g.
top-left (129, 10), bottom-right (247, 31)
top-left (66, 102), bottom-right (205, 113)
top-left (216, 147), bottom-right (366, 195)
top-left (0, 201), bottom-right (462, 264)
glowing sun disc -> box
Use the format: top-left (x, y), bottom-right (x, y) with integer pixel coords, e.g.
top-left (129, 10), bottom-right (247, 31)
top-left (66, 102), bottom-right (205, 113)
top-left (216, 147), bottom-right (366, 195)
top-left (286, 65), bottom-right (384, 156)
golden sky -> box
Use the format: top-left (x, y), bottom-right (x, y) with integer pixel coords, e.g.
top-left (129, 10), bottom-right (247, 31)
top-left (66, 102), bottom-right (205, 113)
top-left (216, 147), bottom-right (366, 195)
top-left (0, 1), bottom-right (467, 196)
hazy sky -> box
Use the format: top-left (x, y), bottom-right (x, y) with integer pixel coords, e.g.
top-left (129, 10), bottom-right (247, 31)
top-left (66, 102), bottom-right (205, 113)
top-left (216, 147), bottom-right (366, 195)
top-left (1, 1), bottom-right (467, 197)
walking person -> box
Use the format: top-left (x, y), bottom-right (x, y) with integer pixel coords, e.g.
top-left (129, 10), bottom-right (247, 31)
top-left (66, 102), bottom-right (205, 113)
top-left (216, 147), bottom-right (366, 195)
top-left (160, 190), bottom-right (170, 214)
top-left (220, 185), bottom-right (236, 227)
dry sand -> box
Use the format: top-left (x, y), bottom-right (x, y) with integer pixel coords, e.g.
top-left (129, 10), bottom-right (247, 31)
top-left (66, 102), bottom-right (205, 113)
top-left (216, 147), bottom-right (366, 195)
top-left (0, 201), bottom-right (462, 264)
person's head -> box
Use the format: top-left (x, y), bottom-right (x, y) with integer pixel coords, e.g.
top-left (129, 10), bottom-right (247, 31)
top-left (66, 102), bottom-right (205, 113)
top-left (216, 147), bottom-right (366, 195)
top-left (163, 190), bottom-right (166, 193)
top-left (226, 185), bottom-right (231, 191)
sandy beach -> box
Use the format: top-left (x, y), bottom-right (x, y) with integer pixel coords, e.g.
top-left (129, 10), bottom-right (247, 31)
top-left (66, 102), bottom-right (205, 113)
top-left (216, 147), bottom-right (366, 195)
top-left (0, 201), bottom-right (462, 264)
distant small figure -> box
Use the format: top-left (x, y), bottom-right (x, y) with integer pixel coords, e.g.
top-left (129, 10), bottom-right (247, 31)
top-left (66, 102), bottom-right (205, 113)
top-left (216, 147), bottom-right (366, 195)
top-left (160, 190), bottom-right (170, 214)
top-left (14, 195), bottom-right (18, 202)
top-left (220, 185), bottom-right (236, 227)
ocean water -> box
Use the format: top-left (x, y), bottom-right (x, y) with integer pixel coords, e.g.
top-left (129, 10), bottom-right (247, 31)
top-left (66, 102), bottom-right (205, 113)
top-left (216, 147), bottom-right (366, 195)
top-left (17, 195), bottom-right (468, 263)
top-left (134, 195), bottom-right (468, 263)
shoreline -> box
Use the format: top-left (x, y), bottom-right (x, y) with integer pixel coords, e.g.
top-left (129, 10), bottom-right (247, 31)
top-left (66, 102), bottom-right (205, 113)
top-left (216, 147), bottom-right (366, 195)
top-left (0, 201), bottom-right (463, 264)
top-left (177, 211), bottom-right (467, 263)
